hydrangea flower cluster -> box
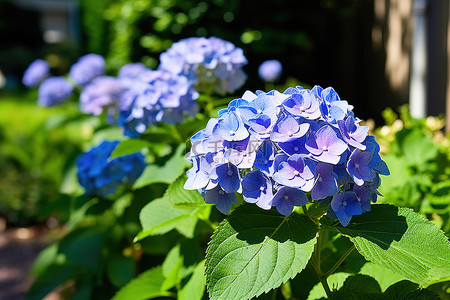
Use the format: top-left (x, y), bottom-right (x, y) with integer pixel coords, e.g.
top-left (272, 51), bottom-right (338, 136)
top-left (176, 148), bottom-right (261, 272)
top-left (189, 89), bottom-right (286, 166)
top-left (76, 140), bottom-right (146, 198)
top-left (38, 76), bottom-right (73, 107)
top-left (159, 37), bottom-right (248, 95)
top-left (80, 76), bottom-right (124, 122)
top-left (258, 60), bottom-right (282, 82)
top-left (69, 54), bottom-right (105, 86)
top-left (185, 86), bottom-right (389, 226)
top-left (118, 69), bottom-right (199, 137)
top-left (22, 59), bottom-right (50, 87)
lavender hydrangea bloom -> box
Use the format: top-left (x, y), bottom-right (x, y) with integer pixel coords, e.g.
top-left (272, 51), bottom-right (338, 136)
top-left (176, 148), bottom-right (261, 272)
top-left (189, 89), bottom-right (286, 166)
top-left (159, 37), bottom-right (248, 95)
top-left (258, 59), bottom-right (282, 82)
top-left (76, 140), bottom-right (146, 198)
top-left (69, 54), bottom-right (105, 86)
top-left (185, 86), bottom-right (388, 225)
top-left (38, 76), bottom-right (73, 107)
top-left (118, 69), bottom-right (199, 137)
top-left (305, 125), bottom-right (347, 164)
top-left (80, 76), bottom-right (124, 121)
top-left (118, 63), bottom-right (148, 79)
top-left (22, 59), bottom-right (50, 87)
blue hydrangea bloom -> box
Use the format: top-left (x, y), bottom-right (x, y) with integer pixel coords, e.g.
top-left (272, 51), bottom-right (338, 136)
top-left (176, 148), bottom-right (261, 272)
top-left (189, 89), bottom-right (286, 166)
top-left (22, 59), bottom-right (50, 87)
top-left (158, 37), bottom-right (248, 95)
top-left (118, 69), bottom-right (199, 137)
top-left (80, 76), bottom-right (124, 122)
top-left (69, 54), bottom-right (105, 86)
top-left (38, 76), bottom-right (73, 107)
top-left (185, 86), bottom-right (388, 226)
top-left (258, 59), bottom-right (282, 82)
top-left (76, 140), bottom-right (146, 198)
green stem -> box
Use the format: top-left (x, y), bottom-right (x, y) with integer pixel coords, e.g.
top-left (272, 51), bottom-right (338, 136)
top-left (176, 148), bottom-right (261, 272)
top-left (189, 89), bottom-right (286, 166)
top-left (311, 230), bottom-right (332, 299)
top-left (323, 245), bottom-right (355, 279)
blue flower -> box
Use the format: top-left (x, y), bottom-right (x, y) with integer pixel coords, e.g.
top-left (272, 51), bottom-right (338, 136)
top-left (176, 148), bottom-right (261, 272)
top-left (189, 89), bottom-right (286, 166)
top-left (204, 185), bottom-right (237, 214)
top-left (258, 59), bottom-right (282, 82)
top-left (330, 191), bottom-right (362, 226)
top-left (80, 76), bottom-right (124, 122)
top-left (185, 86), bottom-right (389, 226)
top-left (273, 154), bottom-right (316, 191)
top-left (337, 116), bottom-right (369, 150)
top-left (270, 115), bottom-right (310, 142)
top-left (282, 89), bottom-right (321, 119)
top-left (22, 59), bottom-right (50, 87)
top-left (76, 140), bottom-right (146, 197)
top-left (69, 54), bottom-right (105, 86)
top-left (210, 162), bottom-right (241, 193)
top-left (159, 37), bottom-right (247, 95)
top-left (242, 170), bottom-right (273, 209)
top-left (118, 63), bottom-right (148, 79)
top-left (270, 187), bottom-right (308, 215)
top-left (38, 77), bottom-right (73, 107)
top-left (214, 111), bottom-right (249, 141)
top-left (118, 70), bottom-right (199, 137)
top-left (311, 163), bottom-right (339, 200)
top-left (305, 125), bottom-right (348, 164)
top-left (347, 149), bottom-right (376, 186)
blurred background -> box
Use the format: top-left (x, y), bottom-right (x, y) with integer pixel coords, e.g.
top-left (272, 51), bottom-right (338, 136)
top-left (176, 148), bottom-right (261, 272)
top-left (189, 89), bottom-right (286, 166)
top-left (2, 0), bottom-right (449, 124)
top-left (1, 0), bottom-right (450, 299)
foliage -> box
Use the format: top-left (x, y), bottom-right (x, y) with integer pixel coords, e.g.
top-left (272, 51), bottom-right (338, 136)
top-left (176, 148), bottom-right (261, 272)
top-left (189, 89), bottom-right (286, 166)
top-left (5, 18), bottom-right (448, 300)
top-left (374, 105), bottom-right (450, 234)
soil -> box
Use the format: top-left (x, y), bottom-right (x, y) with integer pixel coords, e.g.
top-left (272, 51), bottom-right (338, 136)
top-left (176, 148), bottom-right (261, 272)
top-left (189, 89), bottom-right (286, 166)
top-left (0, 218), bottom-right (49, 300)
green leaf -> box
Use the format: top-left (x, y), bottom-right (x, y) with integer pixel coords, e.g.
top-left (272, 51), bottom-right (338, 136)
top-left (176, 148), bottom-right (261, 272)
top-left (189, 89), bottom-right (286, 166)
top-left (133, 144), bottom-right (188, 188)
top-left (29, 244), bottom-right (59, 276)
top-left (401, 129), bottom-right (438, 167)
top-left (206, 205), bottom-right (319, 300)
top-left (167, 175), bottom-right (206, 208)
top-left (112, 266), bottom-right (173, 300)
top-left (360, 262), bottom-right (407, 291)
top-left (335, 204), bottom-right (450, 287)
top-left (307, 272), bottom-right (352, 300)
top-left (26, 263), bottom-right (79, 300)
top-left (58, 227), bottom-right (104, 272)
top-left (383, 280), bottom-right (440, 299)
top-left (178, 260), bottom-right (206, 300)
top-left (110, 139), bottom-right (151, 158)
top-left (107, 255), bottom-right (136, 288)
top-left (137, 176), bottom-right (210, 239)
top-left (161, 245), bottom-right (184, 290)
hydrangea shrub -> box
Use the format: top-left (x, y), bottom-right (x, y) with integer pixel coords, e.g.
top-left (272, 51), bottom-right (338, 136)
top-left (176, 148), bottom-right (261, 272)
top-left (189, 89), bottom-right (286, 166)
top-left (185, 86), bottom-right (389, 226)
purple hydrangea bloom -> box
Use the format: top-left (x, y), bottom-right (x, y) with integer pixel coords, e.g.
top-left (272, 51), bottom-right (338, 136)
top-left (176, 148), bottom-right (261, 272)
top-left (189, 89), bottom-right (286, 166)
top-left (331, 191), bottom-right (363, 226)
top-left (22, 59), bottom-right (50, 87)
top-left (80, 76), bottom-right (124, 121)
top-left (76, 140), bottom-right (146, 198)
top-left (69, 54), bottom-right (105, 86)
top-left (305, 125), bottom-right (348, 164)
top-left (159, 37), bottom-right (248, 95)
top-left (311, 163), bottom-right (339, 200)
top-left (118, 63), bottom-right (148, 79)
top-left (38, 76), bottom-right (73, 107)
top-left (270, 186), bottom-right (308, 215)
top-left (185, 86), bottom-right (388, 225)
top-left (118, 69), bottom-right (199, 137)
top-left (258, 59), bottom-right (282, 82)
